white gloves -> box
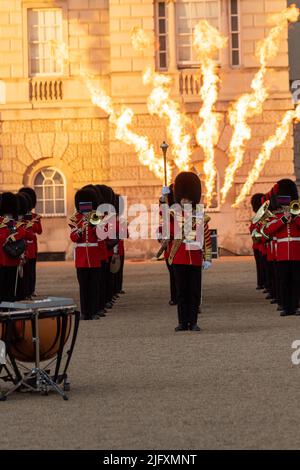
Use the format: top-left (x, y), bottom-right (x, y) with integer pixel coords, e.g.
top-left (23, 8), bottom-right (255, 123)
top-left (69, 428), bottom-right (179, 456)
top-left (161, 186), bottom-right (171, 196)
top-left (203, 261), bottom-right (212, 270)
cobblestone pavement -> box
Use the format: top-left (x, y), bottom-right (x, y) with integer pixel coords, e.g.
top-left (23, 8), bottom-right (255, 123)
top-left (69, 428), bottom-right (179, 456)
top-left (1, 257), bottom-right (300, 449)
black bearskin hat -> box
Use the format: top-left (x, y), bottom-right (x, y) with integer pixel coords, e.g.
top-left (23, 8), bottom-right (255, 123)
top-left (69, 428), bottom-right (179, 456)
top-left (251, 193), bottom-right (264, 213)
top-left (174, 172), bottom-right (201, 206)
top-left (115, 194), bottom-right (125, 216)
top-left (96, 184), bottom-right (115, 205)
top-left (16, 193), bottom-right (30, 216)
top-left (275, 179), bottom-right (299, 201)
top-left (167, 184), bottom-right (175, 206)
top-left (75, 188), bottom-right (98, 212)
top-left (19, 187), bottom-right (37, 210)
top-left (81, 185), bottom-right (105, 205)
top-left (0, 192), bottom-right (19, 218)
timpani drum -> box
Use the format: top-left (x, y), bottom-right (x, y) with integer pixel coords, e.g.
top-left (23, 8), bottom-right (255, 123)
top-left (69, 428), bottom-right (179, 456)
top-left (0, 297), bottom-right (80, 399)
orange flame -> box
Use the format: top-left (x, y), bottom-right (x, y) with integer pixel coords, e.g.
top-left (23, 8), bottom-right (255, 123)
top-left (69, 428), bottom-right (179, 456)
top-left (131, 26), bottom-right (151, 52)
top-left (193, 20), bottom-right (227, 208)
top-left (143, 66), bottom-right (192, 171)
top-left (233, 104), bottom-right (300, 207)
top-left (221, 4), bottom-right (299, 205)
top-left (86, 80), bottom-right (169, 182)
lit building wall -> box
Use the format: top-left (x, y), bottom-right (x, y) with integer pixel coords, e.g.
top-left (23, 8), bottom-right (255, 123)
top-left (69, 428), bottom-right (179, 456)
top-left (0, 0), bottom-right (296, 257)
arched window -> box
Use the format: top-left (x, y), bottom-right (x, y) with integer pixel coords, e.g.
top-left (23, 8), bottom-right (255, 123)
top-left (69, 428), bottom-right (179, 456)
top-left (34, 168), bottom-right (66, 216)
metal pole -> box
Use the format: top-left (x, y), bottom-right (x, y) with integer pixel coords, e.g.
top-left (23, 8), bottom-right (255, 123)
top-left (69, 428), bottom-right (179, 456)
top-left (160, 141), bottom-right (169, 187)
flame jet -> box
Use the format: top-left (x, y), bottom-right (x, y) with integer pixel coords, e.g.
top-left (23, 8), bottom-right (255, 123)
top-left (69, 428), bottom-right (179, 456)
top-left (131, 26), bottom-right (151, 52)
top-left (86, 80), bottom-right (170, 182)
top-left (233, 104), bottom-right (300, 207)
top-left (193, 20), bottom-right (227, 208)
top-left (221, 4), bottom-right (299, 205)
top-left (51, 39), bottom-right (168, 182)
top-left (142, 66), bottom-right (192, 171)
top-left (131, 28), bottom-right (192, 171)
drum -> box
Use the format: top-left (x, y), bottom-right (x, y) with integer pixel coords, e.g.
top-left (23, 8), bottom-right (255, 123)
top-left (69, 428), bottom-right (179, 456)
top-left (11, 314), bottom-right (72, 362)
top-left (0, 298), bottom-right (80, 400)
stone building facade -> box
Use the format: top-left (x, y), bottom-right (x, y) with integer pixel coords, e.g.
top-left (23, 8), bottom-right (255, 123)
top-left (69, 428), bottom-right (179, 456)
top-left (0, 0), bottom-right (297, 257)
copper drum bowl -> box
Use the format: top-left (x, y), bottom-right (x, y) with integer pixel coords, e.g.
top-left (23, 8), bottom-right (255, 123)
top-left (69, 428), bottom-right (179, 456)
top-left (9, 315), bottom-right (72, 362)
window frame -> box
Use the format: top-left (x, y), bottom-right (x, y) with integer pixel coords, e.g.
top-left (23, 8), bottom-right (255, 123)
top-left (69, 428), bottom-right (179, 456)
top-left (22, 1), bottom-right (68, 79)
top-left (229, 0), bottom-right (241, 68)
top-left (155, 1), bottom-right (169, 71)
top-left (175, 0), bottom-right (222, 69)
top-left (33, 167), bottom-right (67, 217)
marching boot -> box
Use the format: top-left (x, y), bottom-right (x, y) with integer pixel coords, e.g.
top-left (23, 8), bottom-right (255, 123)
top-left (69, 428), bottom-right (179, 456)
top-left (189, 324), bottom-right (201, 331)
top-left (175, 324), bottom-right (188, 332)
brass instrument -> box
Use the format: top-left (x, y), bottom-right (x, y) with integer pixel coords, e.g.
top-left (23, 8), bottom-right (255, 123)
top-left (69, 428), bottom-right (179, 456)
top-left (290, 200), bottom-right (300, 216)
top-left (252, 200), bottom-right (274, 224)
top-left (88, 211), bottom-right (102, 225)
top-left (251, 228), bottom-right (262, 243)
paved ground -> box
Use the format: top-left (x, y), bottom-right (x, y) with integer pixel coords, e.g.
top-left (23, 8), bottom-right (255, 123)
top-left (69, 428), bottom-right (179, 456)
top-left (1, 256), bottom-right (300, 450)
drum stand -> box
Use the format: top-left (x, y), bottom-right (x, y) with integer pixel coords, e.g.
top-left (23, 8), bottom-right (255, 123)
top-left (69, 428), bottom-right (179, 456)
top-left (0, 309), bottom-right (68, 401)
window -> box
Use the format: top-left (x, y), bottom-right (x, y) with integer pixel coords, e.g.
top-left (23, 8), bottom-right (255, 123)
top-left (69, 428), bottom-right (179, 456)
top-left (229, 0), bottom-right (240, 66)
top-left (28, 8), bottom-right (63, 76)
top-left (156, 2), bottom-right (168, 70)
top-left (34, 168), bottom-right (66, 216)
top-left (176, 0), bottom-right (220, 67)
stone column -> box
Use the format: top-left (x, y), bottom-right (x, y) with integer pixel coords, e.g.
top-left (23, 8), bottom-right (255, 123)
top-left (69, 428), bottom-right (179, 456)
top-left (167, 0), bottom-right (177, 72)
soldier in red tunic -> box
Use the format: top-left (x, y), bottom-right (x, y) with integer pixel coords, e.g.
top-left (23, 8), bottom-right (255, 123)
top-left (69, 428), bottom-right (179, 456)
top-left (167, 172), bottom-right (212, 332)
top-left (264, 179), bottom-right (300, 316)
top-left (19, 187), bottom-right (42, 298)
top-left (0, 192), bottom-right (34, 302)
top-left (249, 193), bottom-right (265, 290)
top-left (69, 188), bottom-right (102, 320)
top-left (158, 183), bottom-right (178, 306)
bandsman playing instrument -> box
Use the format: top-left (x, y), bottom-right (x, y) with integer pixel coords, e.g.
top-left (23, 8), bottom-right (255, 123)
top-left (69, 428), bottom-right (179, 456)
top-left (19, 187), bottom-right (42, 298)
top-left (164, 172), bottom-right (212, 332)
top-left (263, 179), bottom-right (300, 316)
top-left (0, 192), bottom-right (34, 302)
top-left (69, 188), bottom-right (103, 320)
top-left (250, 193), bottom-right (265, 290)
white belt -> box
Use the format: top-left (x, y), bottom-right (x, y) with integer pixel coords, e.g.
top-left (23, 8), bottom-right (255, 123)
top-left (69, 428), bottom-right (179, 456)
top-left (277, 237), bottom-right (300, 243)
top-left (76, 243), bottom-right (98, 247)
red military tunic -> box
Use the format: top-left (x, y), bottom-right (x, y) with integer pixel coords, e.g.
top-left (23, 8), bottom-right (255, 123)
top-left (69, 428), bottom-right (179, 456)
top-left (69, 212), bottom-right (102, 268)
top-left (169, 212), bottom-right (212, 266)
top-left (250, 221), bottom-right (260, 251)
top-left (0, 218), bottom-right (34, 267)
top-left (264, 212), bottom-right (300, 261)
top-left (25, 214), bottom-right (42, 260)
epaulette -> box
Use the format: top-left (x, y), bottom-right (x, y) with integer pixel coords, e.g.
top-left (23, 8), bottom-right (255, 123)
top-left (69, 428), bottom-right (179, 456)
top-left (204, 214), bottom-right (211, 223)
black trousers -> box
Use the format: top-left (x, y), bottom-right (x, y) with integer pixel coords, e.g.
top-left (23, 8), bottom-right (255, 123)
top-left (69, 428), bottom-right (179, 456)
top-left (253, 249), bottom-right (264, 288)
top-left (262, 255), bottom-right (270, 291)
top-left (99, 261), bottom-right (106, 310)
top-left (116, 255), bottom-right (125, 293)
top-left (28, 258), bottom-right (37, 296)
top-left (273, 261), bottom-right (281, 306)
top-left (76, 267), bottom-right (101, 319)
top-left (165, 259), bottom-right (177, 303)
top-left (1, 266), bottom-right (18, 302)
top-left (173, 264), bottom-right (202, 327)
top-left (277, 261), bottom-right (300, 314)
